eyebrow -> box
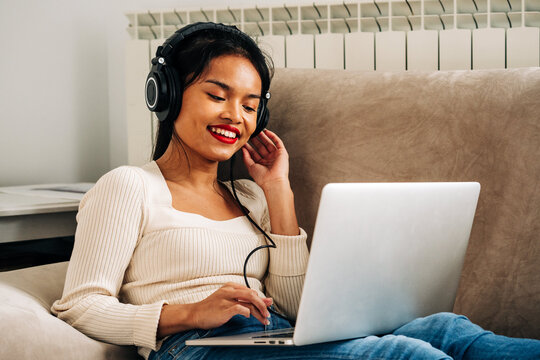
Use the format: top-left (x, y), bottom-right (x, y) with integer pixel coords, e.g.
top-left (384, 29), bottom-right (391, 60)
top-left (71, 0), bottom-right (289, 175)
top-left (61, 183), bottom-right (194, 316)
top-left (204, 79), bottom-right (261, 99)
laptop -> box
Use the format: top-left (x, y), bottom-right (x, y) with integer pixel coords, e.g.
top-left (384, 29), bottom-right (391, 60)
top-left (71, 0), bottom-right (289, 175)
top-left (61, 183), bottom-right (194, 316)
top-left (186, 182), bottom-right (481, 347)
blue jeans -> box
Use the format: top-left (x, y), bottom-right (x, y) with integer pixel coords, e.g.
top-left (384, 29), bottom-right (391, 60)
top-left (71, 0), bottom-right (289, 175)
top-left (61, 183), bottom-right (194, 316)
top-left (149, 308), bottom-right (540, 360)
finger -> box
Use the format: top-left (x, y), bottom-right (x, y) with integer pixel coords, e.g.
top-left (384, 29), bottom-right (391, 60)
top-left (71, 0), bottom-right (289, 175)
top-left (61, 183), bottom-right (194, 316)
top-left (263, 298), bottom-right (273, 306)
top-left (250, 136), bottom-right (270, 157)
top-left (234, 289), bottom-right (271, 318)
top-left (241, 147), bottom-right (255, 168)
top-left (235, 300), bottom-right (269, 325)
top-left (262, 129), bottom-right (285, 151)
top-left (221, 283), bottom-right (272, 317)
top-left (241, 302), bottom-right (270, 325)
top-left (229, 303), bottom-right (251, 319)
top-left (230, 288), bottom-right (269, 316)
top-left (229, 300), bottom-right (268, 325)
top-left (243, 143), bottom-right (262, 163)
top-left (255, 131), bottom-right (278, 153)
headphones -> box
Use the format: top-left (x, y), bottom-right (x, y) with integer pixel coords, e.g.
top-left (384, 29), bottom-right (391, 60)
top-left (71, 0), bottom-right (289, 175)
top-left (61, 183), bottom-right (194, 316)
top-left (145, 22), bottom-right (271, 138)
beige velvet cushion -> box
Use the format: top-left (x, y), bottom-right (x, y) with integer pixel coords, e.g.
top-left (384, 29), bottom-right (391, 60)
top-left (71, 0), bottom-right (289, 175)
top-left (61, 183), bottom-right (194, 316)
top-left (0, 262), bottom-right (138, 359)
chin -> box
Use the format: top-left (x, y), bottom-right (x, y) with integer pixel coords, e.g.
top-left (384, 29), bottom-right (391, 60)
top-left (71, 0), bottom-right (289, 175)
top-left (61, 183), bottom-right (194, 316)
top-left (210, 142), bottom-right (247, 162)
top-left (207, 150), bottom-right (238, 163)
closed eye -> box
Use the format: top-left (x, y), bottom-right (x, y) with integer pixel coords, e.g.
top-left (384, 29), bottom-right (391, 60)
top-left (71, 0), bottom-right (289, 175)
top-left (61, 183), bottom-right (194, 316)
top-left (208, 93), bottom-right (256, 113)
top-left (208, 93), bottom-right (225, 101)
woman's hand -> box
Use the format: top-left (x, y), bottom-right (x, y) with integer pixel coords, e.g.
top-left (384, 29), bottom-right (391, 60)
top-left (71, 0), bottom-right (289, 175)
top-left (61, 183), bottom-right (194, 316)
top-left (242, 129), bottom-right (300, 236)
top-left (189, 282), bottom-right (273, 330)
top-left (157, 283), bottom-right (272, 339)
top-left (242, 129), bottom-right (290, 189)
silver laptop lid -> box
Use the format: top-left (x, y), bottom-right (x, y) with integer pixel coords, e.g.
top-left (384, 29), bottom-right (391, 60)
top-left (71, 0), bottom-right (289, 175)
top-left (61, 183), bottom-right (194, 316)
top-left (293, 182), bottom-right (480, 346)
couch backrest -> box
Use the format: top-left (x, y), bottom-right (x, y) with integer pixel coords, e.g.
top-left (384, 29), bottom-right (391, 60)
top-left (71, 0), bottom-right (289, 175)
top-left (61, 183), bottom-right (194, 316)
top-left (257, 67), bottom-right (540, 339)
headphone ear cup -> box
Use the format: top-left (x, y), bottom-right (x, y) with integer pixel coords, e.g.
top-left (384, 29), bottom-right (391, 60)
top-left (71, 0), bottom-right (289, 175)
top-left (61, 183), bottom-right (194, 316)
top-left (155, 65), bottom-right (182, 123)
top-left (251, 98), bottom-right (269, 139)
top-left (145, 65), bottom-right (169, 114)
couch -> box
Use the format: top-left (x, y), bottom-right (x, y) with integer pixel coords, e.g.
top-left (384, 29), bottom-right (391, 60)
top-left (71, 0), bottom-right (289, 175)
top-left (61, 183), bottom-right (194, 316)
top-left (1, 67), bottom-right (539, 359)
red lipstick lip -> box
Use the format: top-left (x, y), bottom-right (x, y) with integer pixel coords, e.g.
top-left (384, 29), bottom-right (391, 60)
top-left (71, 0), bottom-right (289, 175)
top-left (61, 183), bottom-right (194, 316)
top-left (208, 129), bottom-right (238, 144)
top-left (208, 124), bottom-right (241, 136)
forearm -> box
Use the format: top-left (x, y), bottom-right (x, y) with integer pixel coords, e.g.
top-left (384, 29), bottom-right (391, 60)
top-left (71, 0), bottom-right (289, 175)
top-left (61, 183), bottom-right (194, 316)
top-left (261, 180), bottom-right (300, 236)
top-left (157, 303), bottom-right (195, 339)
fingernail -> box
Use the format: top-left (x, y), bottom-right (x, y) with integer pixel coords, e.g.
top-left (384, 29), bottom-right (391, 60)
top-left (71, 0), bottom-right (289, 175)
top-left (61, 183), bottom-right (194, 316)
top-left (265, 319), bottom-right (270, 325)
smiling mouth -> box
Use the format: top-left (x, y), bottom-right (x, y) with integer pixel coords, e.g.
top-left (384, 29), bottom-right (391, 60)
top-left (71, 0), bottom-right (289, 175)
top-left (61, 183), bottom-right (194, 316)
top-left (207, 126), bottom-right (239, 144)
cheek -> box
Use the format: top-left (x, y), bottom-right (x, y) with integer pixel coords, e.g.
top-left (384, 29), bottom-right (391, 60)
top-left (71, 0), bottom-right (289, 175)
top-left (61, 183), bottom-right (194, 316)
top-left (245, 114), bottom-right (259, 136)
top-left (174, 103), bottom-right (207, 134)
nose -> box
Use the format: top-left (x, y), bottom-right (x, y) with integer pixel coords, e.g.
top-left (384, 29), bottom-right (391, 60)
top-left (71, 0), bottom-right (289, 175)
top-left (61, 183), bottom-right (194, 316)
top-left (221, 100), bottom-right (242, 123)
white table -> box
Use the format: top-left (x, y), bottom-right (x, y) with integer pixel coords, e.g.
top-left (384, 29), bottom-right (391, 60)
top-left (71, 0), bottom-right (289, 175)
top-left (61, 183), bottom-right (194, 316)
top-left (0, 183), bottom-right (94, 244)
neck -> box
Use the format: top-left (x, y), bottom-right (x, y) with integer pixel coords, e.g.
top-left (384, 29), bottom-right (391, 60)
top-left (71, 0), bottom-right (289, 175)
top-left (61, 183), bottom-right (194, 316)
top-left (156, 141), bottom-right (221, 191)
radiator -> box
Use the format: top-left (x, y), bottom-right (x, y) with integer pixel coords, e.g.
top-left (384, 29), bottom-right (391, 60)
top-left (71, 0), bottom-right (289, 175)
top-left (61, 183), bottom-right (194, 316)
top-left (126, 0), bottom-right (540, 70)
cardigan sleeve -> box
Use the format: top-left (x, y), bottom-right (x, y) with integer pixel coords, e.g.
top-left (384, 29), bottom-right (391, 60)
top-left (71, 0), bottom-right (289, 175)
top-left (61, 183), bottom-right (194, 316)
top-left (51, 166), bottom-right (168, 351)
top-left (238, 179), bottom-right (310, 321)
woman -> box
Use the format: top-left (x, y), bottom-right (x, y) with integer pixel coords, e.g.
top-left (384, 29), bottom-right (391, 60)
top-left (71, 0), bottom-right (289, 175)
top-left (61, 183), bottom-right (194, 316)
top-left (52, 22), bottom-right (540, 360)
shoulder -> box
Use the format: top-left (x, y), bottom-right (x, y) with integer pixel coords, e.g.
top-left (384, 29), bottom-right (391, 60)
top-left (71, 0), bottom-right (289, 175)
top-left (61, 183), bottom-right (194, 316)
top-left (227, 178), bottom-right (267, 209)
top-left (94, 165), bottom-right (145, 192)
top-left (83, 165), bottom-right (147, 206)
top-left (223, 178), bottom-right (268, 224)
top-left (230, 178), bottom-right (266, 202)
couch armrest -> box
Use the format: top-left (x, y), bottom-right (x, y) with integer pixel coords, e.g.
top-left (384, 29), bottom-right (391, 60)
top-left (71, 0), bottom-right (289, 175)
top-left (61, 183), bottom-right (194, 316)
top-left (0, 262), bottom-right (139, 359)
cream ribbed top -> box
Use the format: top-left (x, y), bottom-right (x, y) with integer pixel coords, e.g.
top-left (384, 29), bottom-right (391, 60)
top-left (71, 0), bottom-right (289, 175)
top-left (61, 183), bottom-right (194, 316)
top-left (51, 161), bottom-right (309, 360)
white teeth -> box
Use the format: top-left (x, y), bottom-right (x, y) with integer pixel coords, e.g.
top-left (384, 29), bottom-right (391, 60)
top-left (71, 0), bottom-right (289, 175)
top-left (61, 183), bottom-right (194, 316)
top-left (210, 127), bottom-right (237, 139)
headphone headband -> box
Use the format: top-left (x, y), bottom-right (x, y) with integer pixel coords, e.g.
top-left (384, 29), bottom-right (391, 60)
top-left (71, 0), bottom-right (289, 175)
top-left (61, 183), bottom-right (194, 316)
top-left (159, 23), bottom-right (244, 58)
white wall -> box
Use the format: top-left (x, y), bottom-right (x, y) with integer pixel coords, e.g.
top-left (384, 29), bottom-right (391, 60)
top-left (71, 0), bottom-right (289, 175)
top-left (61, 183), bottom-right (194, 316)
top-left (0, 0), bottom-right (293, 186)
top-left (0, 0), bottom-right (110, 186)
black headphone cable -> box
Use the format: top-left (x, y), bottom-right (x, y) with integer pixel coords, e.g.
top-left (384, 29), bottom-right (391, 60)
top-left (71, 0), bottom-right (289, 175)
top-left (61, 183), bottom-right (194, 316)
top-left (229, 152), bottom-right (276, 290)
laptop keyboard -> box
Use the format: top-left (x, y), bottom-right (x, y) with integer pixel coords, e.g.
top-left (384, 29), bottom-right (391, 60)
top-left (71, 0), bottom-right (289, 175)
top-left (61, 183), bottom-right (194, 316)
top-left (252, 330), bottom-right (295, 339)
